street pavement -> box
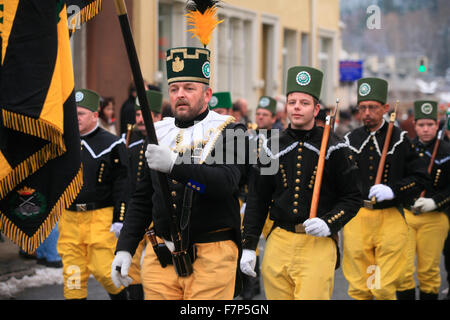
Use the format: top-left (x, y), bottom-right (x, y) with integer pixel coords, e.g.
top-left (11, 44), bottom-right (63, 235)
top-left (1, 233), bottom-right (448, 300)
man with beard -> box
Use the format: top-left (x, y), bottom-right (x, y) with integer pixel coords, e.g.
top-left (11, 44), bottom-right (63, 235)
top-left (111, 46), bottom-right (247, 300)
top-left (342, 78), bottom-right (429, 300)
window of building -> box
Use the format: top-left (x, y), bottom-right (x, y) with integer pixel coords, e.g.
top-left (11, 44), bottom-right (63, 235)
top-left (318, 31), bottom-right (336, 106)
top-left (282, 29), bottom-right (298, 94)
top-left (214, 7), bottom-right (258, 108)
top-left (301, 32), bottom-right (310, 66)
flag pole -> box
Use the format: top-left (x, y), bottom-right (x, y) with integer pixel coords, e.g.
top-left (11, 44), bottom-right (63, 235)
top-left (113, 0), bottom-right (193, 277)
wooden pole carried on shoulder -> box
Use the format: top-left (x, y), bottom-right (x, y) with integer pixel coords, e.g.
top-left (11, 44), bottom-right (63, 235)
top-left (309, 99), bottom-right (340, 218)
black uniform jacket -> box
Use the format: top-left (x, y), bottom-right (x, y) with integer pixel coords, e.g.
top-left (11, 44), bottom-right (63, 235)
top-left (126, 128), bottom-right (146, 196)
top-left (344, 121), bottom-right (430, 209)
top-left (404, 137), bottom-right (450, 212)
top-left (242, 125), bottom-right (363, 251)
top-left (117, 115), bottom-right (247, 256)
top-left (71, 126), bottom-right (130, 223)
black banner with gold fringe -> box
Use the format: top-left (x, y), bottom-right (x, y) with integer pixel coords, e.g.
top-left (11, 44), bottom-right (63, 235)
top-left (0, 0), bottom-right (101, 253)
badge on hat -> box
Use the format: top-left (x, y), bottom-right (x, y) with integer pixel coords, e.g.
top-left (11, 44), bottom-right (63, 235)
top-left (358, 83), bottom-right (371, 96)
top-left (75, 91), bottom-right (84, 103)
top-left (209, 96), bottom-right (219, 108)
top-left (414, 100), bottom-right (437, 121)
top-left (257, 96), bottom-right (276, 115)
top-left (357, 78), bottom-right (388, 105)
top-left (421, 103), bottom-right (433, 115)
top-left (75, 89), bottom-right (100, 112)
top-left (296, 71), bottom-right (311, 86)
top-left (286, 66), bottom-right (323, 100)
top-left (209, 92), bottom-right (232, 110)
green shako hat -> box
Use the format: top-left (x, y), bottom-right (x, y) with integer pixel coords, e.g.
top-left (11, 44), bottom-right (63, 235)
top-left (257, 96), bottom-right (276, 115)
top-left (414, 100), bottom-right (438, 121)
top-left (166, 47), bottom-right (211, 85)
top-left (135, 90), bottom-right (163, 113)
top-left (286, 66), bottom-right (323, 100)
top-left (75, 89), bottom-right (100, 112)
top-left (357, 77), bottom-right (388, 105)
top-left (209, 92), bottom-right (232, 110)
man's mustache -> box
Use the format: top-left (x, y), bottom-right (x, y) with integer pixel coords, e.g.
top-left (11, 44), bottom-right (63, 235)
top-left (175, 99), bottom-right (190, 107)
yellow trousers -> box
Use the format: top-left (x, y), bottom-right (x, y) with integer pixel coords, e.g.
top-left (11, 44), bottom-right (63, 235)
top-left (141, 239), bottom-right (238, 300)
top-left (397, 209), bottom-right (449, 294)
top-left (57, 207), bottom-right (123, 299)
top-left (128, 238), bottom-right (147, 285)
top-left (261, 227), bottom-right (336, 300)
top-left (342, 207), bottom-right (409, 300)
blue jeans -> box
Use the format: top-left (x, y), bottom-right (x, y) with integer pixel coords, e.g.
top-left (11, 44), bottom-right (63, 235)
top-left (36, 224), bottom-right (61, 262)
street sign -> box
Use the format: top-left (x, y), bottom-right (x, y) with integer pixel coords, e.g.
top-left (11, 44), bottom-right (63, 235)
top-left (340, 60), bottom-right (363, 82)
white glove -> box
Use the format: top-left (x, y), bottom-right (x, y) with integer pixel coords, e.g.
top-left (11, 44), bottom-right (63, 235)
top-left (413, 197), bottom-right (437, 213)
top-left (240, 249), bottom-right (257, 277)
top-left (109, 222), bottom-right (123, 238)
top-left (111, 251), bottom-right (133, 288)
top-left (368, 184), bottom-right (394, 202)
top-left (145, 144), bottom-right (178, 173)
top-left (240, 202), bottom-right (247, 215)
top-left (303, 217), bottom-right (331, 237)
top-left (163, 238), bottom-right (175, 252)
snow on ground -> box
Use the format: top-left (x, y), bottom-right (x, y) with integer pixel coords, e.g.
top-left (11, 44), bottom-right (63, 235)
top-left (0, 267), bottom-right (64, 299)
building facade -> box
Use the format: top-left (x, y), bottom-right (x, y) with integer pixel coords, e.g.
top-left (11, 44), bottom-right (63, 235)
top-left (71, 0), bottom-right (341, 124)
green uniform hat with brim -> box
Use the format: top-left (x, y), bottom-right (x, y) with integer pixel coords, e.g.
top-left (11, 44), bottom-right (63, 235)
top-left (257, 96), bottom-right (276, 115)
top-left (357, 77), bottom-right (388, 105)
top-left (166, 47), bottom-right (211, 85)
top-left (414, 100), bottom-right (438, 121)
top-left (135, 90), bottom-right (163, 114)
top-left (209, 92), bottom-right (232, 110)
top-left (286, 66), bottom-right (323, 100)
top-left (75, 89), bottom-right (100, 112)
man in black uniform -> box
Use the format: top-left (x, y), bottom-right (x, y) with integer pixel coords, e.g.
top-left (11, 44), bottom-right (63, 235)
top-left (57, 89), bottom-right (130, 300)
top-left (342, 78), bottom-right (429, 300)
top-left (124, 89), bottom-right (163, 300)
top-left (240, 66), bottom-right (362, 300)
top-left (396, 100), bottom-right (450, 300)
top-left (111, 46), bottom-right (247, 300)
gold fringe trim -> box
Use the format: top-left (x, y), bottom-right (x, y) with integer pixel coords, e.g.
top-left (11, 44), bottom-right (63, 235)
top-left (68, 0), bottom-right (102, 34)
top-left (0, 165), bottom-right (83, 253)
top-left (200, 115), bottom-right (235, 164)
top-left (0, 109), bottom-right (67, 199)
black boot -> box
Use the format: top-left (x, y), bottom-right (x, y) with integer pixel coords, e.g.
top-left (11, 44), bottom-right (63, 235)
top-left (253, 256), bottom-right (261, 296)
top-left (419, 290), bottom-right (438, 300)
top-left (126, 284), bottom-right (144, 300)
top-left (396, 288), bottom-right (416, 300)
top-left (109, 289), bottom-right (128, 300)
top-left (240, 273), bottom-right (254, 300)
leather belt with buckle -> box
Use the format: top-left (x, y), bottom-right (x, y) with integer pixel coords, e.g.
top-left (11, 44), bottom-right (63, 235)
top-left (68, 201), bottom-right (110, 212)
top-left (276, 221), bottom-right (306, 234)
top-left (76, 204), bottom-right (87, 211)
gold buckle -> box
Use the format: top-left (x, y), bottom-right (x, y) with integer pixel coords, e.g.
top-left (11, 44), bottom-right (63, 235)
top-left (294, 224), bottom-right (305, 233)
top-left (76, 203), bottom-right (87, 212)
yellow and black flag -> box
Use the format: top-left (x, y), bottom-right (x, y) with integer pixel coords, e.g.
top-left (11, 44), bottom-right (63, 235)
top-left (0, 0), bottom-right (101, 253)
